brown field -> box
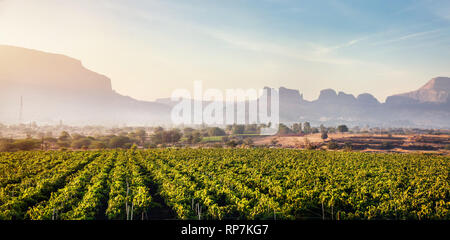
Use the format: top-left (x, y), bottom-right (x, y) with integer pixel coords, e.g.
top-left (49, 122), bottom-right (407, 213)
top-left (253, 133), bottom-right (450, 155)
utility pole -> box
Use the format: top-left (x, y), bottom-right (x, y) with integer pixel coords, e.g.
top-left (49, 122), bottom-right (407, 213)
top-left (19, 96), bottom-right (23, 123)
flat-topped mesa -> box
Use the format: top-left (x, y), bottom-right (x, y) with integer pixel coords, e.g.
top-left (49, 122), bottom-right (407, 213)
top-left (316, 89), bottom-right (359, 104)
top-left (0, 45), bottom-right (170, 125)
top-left (337, 91), bottom-right (357, 103)
top-left (279, 87), bottom-right (304, 102)
top-left (317, 89), bottom-right (338, 101)
top-left (0, 45), bottom-right (113, 94)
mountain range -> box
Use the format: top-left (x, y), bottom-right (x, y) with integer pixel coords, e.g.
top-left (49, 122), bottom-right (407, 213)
top-left (0, 45), bottom-right (449, 128)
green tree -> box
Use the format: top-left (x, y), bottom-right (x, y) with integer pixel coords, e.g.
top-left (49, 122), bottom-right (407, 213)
top-left (71, 138), bottom-right (92, 149)
top-left (321, 131), bottom-right (328, 141)
top-left (0, 139), bottom-right (15, 152)
top-left (183, 127), bottom-right (195, 135)
top-left (292, 123), bottom-right (302, 134)
top-left (337, 125), bottom-right (349, 133)
top-left (90, 141), bottom-right (107, 149)
top-left (58, 131), bottom-right (71, 142)
top-left (327, 140), bottom-right (339, 149)
top-left (207, 127), bottom-right (226, 137)
top-left (13, 139), bottom-right (40, 151)
top-left (109, 136), bottom-right (131, 148)
top-left (244, 124), bottom-right (258, 134)
top-left (303, 122), bottom-right (312, 134)
top-left (186, 131), bottom-right (202, 144)
top-left (151, 129), bottom-right (182, 144)
top-left (133, 129), bottom-right (147, 145)
top-left (232, 125), bottom-right (245, 134)
top-left (278, 124), bottom-right (292, 135)
top-left (320, 124), bottom-right (326, 133)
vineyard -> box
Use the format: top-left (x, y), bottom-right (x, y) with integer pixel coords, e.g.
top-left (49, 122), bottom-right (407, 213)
top-left (0, 149), bottom-right (448, 220)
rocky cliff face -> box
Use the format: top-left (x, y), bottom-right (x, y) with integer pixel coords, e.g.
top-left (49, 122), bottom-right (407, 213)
top-left (276, 78), bottom-right (448, 128)
top-left (0, 45), bottom-right (112, 94)
top-left (0, 45), bottom-right (170, 125)
top-left (388, 77), bottom-right (450, 103)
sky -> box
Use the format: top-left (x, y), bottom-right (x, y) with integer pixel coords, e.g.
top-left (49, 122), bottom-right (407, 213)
top-left (0, 0), bottom-right (449, 102)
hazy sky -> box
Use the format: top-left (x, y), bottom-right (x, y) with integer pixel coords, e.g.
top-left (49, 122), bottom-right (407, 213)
top-left (1, 0), bottom-right (449, 102)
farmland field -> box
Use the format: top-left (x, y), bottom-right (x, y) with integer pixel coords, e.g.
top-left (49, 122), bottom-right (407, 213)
top-left (0, 149), bottom-right (448, 220)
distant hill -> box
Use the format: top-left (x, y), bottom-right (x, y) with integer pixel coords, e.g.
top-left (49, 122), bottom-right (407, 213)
top-left (277, 78), bottom-right (449, 128)
top-left (0, 45), bottom-right (112, 94)
top-left (0, 45), bottom-right (448, 128)
top-left (387, 77), bottom-right (450, 104)
top-left (0, 45), bottom-right (170, 125)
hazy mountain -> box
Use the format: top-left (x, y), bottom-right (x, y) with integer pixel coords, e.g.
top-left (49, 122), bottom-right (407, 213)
top-left (387, 77), bottom-right (450, 104)
top-left (277, 78), bottom-right (449, 128)
top-left (0, 45), bottom-right (170, 126)
top-left (380, 77), bottom-right (450, 128)
top-left (0, 45), bottom-right (448, 128)
top-left (356, 93), bottom-right (380, 105)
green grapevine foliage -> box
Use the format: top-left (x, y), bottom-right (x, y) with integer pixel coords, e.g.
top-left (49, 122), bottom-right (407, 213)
top-left (0, 149), bottom-right (448, 220)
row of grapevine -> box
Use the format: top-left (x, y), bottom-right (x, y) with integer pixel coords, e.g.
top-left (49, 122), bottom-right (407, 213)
top-left (0, 149), bottom-right (448, 220)
top-left (27, 152), bottom-right (109, 219)
top-left (136, 149), bottom-right (449, 220)
top-left (0, 152), bottom-right (100, 219)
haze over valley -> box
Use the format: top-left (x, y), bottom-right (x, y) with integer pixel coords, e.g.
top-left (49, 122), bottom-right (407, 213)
top-left (1, 45), bottom-right (449, 128)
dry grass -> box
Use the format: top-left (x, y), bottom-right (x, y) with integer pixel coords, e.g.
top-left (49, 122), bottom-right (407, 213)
top-left (253, 133), bottom-right (450, 155)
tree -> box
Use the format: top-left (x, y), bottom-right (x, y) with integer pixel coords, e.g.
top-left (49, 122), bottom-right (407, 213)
top-left (71, 138), bottom-right (92, 149)
top-left (186, 131), bottom-right (202, 144)
top-left (231, 125), bottom-right (245, 134)
top-left (328, 127), bottom-right (337, 134)
top-left (57, 131), bottom-right (72, 148)
top-left (0, 139), bottom-right (15, 152)
top-left (151, 129), bottom-right (182, 145)
top-left (109, 136), bottom-right (131, 148)
top-left (292, 123), bottom-right (302, 134)
top-left (337, 125), bottom-right (349, 133)
top-left (58, 131), bottom-right (71, 142)
top-left (207, 127), bottom-right (226, 137)
top-left (278, 124), bottom-right (292, 135)
top-left (71, 133), bottom-right (85, 141)
top-left (90, 141), bottom-right (107, 149)
top-left (153, 126), bottom-right (164, 133)
top-left (327, 140), bottom-right (339, 149)
top-left (13, 139), bottom-right (40, 151)
top-left (244, 124), bottom-right (258, 134)
top-left (164, 129), bottom-right (182, 143)
top-left (225, 139), bottom-right (242, 148)
top-left (319, 124), bottom-right (326, 133)
top-left (183, 127), bottom-right (195, 135)
top-left (321, 131), bottom-right (328, 141)
top-left (343, 142), bottom-right (352, 151)
top-left (133, 129), bottom-right (147, 145)
top-left (303, 122), bottom-right (312, 134)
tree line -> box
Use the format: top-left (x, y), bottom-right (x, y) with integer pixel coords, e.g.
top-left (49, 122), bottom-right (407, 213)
top-left (0, 123), bottom-right (349, 152)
